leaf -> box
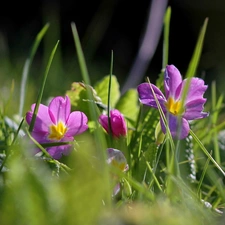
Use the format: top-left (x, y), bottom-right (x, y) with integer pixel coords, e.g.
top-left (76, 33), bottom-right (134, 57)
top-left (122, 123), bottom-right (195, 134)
top-left (29, 40), bottom-right (60, 133)
top-left (129, 106), bottom-right (160, 174)
top-left (94, 75), bottom-right (120, 108)
top-left (162, 6), bottom-right (171, 69)
top-left (190, 129), bottom-right (225, 177)
top-left (66, 82), bottom-right (102, 119)
top-left (19, 23), bottom-right (50, 117)
top-left (115, 89), bottom-right (139, 127)
top-left (132, 142), bottom-right (159, 184)
top-left (185, 18), bottom-right (208, 78)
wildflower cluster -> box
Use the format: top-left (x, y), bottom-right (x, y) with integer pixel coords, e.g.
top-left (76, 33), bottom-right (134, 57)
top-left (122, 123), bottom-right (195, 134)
top-left (24, 64), bottom-right (209, 198)
top-left (2, 9), bottom-right (225, 224)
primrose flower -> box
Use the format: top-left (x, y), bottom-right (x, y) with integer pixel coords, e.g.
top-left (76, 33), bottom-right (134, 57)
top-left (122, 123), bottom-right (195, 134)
top-left (99, 109), bottom-right (127, 138)
top-left (107, 148), bottom-right (129, 196)
top-left (26, 95), bottom-right (88, 159)
top-left (137, 65), bottom-right (209, 139)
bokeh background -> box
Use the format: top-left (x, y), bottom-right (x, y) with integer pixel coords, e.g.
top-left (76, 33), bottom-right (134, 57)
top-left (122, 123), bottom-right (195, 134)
top-left (1, 0), bottom-right (225, 113)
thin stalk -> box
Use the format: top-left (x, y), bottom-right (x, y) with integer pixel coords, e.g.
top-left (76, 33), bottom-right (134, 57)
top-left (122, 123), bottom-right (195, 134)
top-left (19, 23), bottom-right (49, 117)
top-left (197, 152), bottom-right (211, 197)
top-left (29, 40), bottom-right (60, 133)
top-left (107, 50), bottom-right (113, 145)
top-left (71, 22), bottom-right (110, 206)
top-left (211, 81), bottom-right (221, 164)
top-left (146, 161), bottom-right (162, 192)
top-left (190, 129), bottom-right (225, 176)
top-left (162, 6), bottom-right (171, 69)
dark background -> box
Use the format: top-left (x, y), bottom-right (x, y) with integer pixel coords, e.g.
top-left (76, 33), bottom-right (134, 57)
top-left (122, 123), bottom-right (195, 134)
top-left (1, 0), bottom-right (225, 96)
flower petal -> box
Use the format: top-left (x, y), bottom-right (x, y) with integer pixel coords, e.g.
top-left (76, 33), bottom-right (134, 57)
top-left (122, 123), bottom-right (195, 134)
top-left (160, 114), bottom-right (190, 139)
top-left (137, 83), bottom-right (166, 110)
top-left (26, 111), bottom-right (33, 125)
top-left (30, 130), bottom-right (50, 143)
top-left (48, 95), bottom-right (71, 124)
top-left (99, 114), bottom-right (109, 133)
top-left (107, 148), bottom-right (128, 171)
top-left (183, 98), bottom-right (209, 120)
top-left (164, 65), bottom-right (183, 99)
top-left (26, 104), bottom-right (52, 132)
top-left (113, 183), bottom-right (121, 196)
top-left (47, 145), bottom-right (72, 160)
top-left (181, 78), bottom-right (208, 103)
top-left (66, 111), bottom-right (88, 136)
top-left (110, 109), bottom-right (127, 137)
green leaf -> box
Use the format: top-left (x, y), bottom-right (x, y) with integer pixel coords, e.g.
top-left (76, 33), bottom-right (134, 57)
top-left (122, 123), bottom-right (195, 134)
top-left (162, 6), bottom-right (171, 69)
top-left (29, 40), bottom-right (60, 133)
top-left (19, 23), bottom-right (50, 117)
top-left (132, 142), bottom-right (159, 184)
top-left (66, 82), bottom-right (88, 108)
top-left (190, 129), bottom-right (225, 177)
top-left (94, 75), bottom-right (120, 108)
top-left (185, 18), bottom-right (208, 78)
top-left (129, 106), bottom-right (159, 163)
top-left (115, 89), bottom-right (139, 127)
top-left (66, 82), bottom-right (103, 119)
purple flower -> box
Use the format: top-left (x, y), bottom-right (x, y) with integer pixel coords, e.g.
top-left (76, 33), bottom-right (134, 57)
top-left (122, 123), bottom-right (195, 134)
top-left (99, 109), bottom-right (127, 138)
top-left (107, 148), bottom-right (129, 196)
top-left (26, 95), bottom-right (88, 159)
top-left (137, 65), bottom-right (209, 139)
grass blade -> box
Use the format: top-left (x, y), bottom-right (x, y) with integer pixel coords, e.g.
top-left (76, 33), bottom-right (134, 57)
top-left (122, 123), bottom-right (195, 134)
top-left (162, 6), bottom-right (171, 69)
top-left (185, 18), bottom-right (208, 78)
top-left (29, 40), bottom-right (60, 132)
top-left (190, 129), bottom-right (225, 177)
top-left (19, 23), bottom-right (50, 117)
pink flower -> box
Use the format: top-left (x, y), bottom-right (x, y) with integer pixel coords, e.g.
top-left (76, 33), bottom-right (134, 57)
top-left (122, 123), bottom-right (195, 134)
top-left (99, 109), bottom-right (127, 138)
top-left (137, 65), bottom-right (208, 139)
top-left (26, 95), bottom-right (88, 159)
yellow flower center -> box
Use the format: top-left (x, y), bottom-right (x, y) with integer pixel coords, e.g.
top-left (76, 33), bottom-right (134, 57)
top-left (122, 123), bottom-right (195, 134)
top-left (165, 97), bottom-right (184, 116)
top-left (111, 159), bottom-right (126, 171)
top-left (48, 121), bottom-right (67, 141)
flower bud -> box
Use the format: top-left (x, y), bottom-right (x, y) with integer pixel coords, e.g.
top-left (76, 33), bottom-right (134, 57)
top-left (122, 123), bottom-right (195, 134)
top-left (99, 109), bottom-right (127, 138)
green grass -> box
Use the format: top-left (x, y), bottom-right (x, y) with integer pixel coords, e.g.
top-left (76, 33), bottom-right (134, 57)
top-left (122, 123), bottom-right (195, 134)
top-left (0, 6), bottom-right (225, 225)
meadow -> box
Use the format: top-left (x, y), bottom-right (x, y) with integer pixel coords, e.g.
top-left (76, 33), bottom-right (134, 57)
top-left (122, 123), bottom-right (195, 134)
top-left (0, 6), bottom-right (225, 225)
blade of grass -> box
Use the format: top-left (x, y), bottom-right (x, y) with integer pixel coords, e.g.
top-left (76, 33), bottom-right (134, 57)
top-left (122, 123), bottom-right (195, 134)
top-left (197, 151), bottom-right (211, 197)
top-left (204, 167), bottom-right (225, 201)
top-left (190, 129), bottom-right (225, 176)
top-left (146, 77), bottom-right (179, 196)
top-left (71, 22), bottom-right (111, 206)
top-left (29, 40), bottom-right (59, 133)
top-left (107, 50), bottom-right (113, 144)
top-left (19, 23), bottom-right (50, 117)
top-left (0, 117), bottom-right (25, 172)
top-left (146, 77), bottom-right (175, 151)
top-left (185, 18), bottom-right (208, 78)
top-left (26, 128), bottom-right (52, 159)
top-left (146, 161), bottom-right (162, 192)
top-left (71, 22), bottom-right (107, 152)
top-left (26, 128), bottom-right (71, 173)
top-left (211, 81), bottom-right (223, 164)
top-left (162, 6), bottom-right (171, 69)
top-left (71, 23), bottom-right (91, 86)
top-left (111, 165), bottom-right (155, 201)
